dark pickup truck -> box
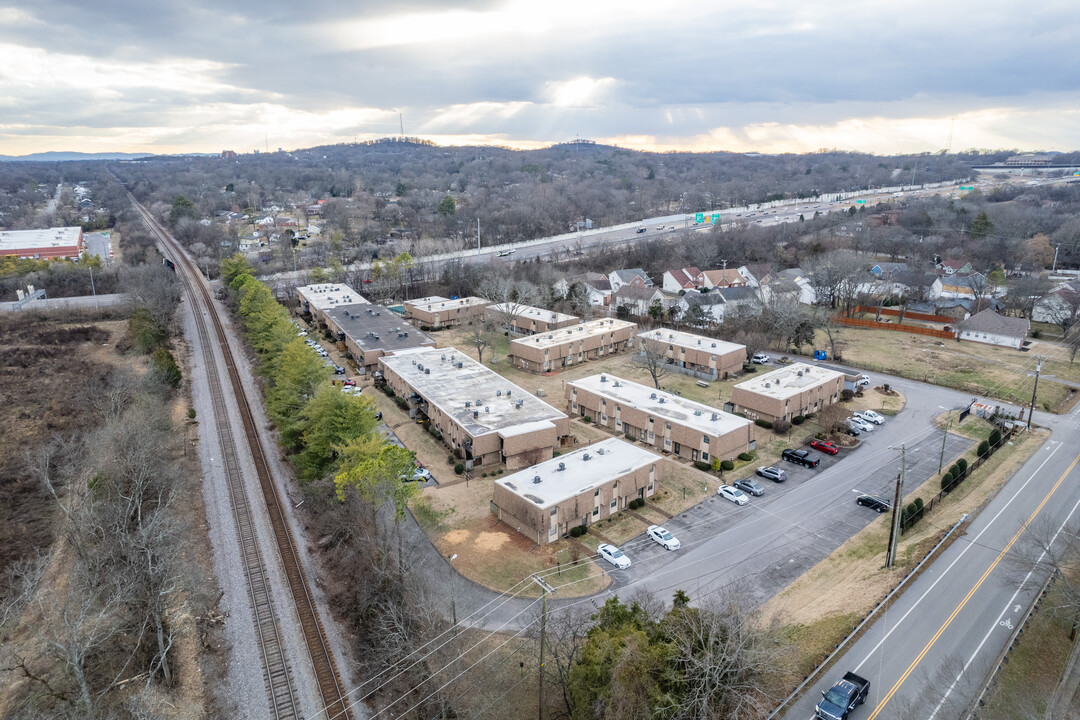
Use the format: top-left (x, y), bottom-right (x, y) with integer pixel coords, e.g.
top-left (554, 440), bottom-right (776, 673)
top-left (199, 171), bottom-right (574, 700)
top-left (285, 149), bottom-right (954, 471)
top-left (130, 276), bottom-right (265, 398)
top-left (782, 448), bottom-right (820, 468)
top-left (815, 671), bottom-right (870, 720)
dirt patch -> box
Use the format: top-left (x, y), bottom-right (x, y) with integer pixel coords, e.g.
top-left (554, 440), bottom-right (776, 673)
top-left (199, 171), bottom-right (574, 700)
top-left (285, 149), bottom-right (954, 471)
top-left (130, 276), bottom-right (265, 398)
top-left (475, 531), bottom-right (508, 552)
top-left (444, 529), bottom-right (472, 544)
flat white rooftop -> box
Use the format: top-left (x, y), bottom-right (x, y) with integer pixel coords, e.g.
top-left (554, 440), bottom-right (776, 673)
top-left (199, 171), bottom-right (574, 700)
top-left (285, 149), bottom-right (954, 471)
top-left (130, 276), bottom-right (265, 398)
top-left (496, 437), bottom-right (659, 509)
top-left (488, 303), bottom-right (578, 326)
top-left (297, 283), bottom-right (368, 311)
top-left (570, 374), bottom-right (752, 436)
top-left (0, 227), bottom-right (82, 252)
top-left (512, 318), bottom-right (637, 351)
top-left (406, 296), bottom-right (490, 312)
top-left (733, 362), bottom-right (845, 400)
top-left (636, 327), bottom-right (745, 355)
top-left (380, 347), bottom-right (566, 438)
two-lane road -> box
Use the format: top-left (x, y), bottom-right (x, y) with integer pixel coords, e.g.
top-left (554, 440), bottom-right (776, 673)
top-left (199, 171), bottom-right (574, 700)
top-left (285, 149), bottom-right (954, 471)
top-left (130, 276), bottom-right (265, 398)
top-left (784, 403), bottom-right (1080, 719)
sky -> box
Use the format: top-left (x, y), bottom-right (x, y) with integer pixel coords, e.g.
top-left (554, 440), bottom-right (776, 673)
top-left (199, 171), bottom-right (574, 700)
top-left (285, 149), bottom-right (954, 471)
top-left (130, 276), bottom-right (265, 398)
top-left (1, 0), bottom-right (1078, 156)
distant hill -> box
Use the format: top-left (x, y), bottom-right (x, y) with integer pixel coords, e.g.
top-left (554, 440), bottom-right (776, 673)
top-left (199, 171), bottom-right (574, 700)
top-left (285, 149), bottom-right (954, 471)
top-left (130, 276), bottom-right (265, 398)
top-left (0, 151), bottom-right (159, 162)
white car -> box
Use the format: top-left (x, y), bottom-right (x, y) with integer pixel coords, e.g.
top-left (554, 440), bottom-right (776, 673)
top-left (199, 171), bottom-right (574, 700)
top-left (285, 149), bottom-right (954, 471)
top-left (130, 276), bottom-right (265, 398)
top-left (647, 525), bottom-right (681, 551)
top-left (598, 543), bottom-right (631, 569)
top-left (854, 409), bottom-right (885, 425)
top-left (848, 416), bottom-right (874, 432)
top-left (751, 353), bottom-right (770, 364)
top-left (853, 374), bottom-right (871, 387)
top-left (718, 485), bottom-right (749, 506)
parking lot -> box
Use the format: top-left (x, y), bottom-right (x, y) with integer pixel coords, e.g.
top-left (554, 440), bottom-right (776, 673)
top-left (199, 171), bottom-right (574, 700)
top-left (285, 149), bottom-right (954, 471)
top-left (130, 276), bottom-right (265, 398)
top-left (591, 427), bottom-right (973, 605)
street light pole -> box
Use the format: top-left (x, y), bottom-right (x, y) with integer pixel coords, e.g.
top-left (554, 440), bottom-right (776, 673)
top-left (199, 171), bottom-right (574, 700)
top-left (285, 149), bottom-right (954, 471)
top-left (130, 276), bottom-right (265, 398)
top-left (1028, 357), bottom-right (1044, 429)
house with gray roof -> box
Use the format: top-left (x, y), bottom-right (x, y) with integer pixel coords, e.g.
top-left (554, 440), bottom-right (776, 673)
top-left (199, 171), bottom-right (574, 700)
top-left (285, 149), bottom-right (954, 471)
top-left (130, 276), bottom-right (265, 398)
top-left (957, 309), bottom-right (1030, 349)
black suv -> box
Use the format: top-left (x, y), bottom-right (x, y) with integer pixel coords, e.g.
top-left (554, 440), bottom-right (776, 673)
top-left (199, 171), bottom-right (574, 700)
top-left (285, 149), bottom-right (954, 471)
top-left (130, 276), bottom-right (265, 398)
top-left (782, 448), bottom-right (820, 468)
top-left (856, 495), bottom-right (891, 512)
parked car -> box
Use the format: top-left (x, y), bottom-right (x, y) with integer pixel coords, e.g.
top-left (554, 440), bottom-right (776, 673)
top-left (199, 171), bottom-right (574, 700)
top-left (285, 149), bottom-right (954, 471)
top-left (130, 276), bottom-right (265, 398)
top-left (782, 448), bottom-right (820, 468)
top-left (842, 422), bottom-right (861, 437)
top-left (751, 353), bottom-right (770, 364)
top-left (343, 379), bottom-right (356, 387)
top-left (856, 495), bottom-right (891, 513)
top-left (809, 439), bottom-right (839, 455)
top-left (756, 465), bottom-right (787, 482)
top-left (854, 409), bottom-right (885, 425)
top-left (718, 485), bottom-right (749, 505)
top-left (847, 416), bottom-right (874, 432)
top-left (598, 543), bottom-right (632, 569)
top-left (333, 364), bottom-right (346, 375)
top-left (734, 478), bottom-right (765, 497)
top-left (647, 525), bottom-right (681, 551)
top-left (853, 374), bottom-right (871, 387)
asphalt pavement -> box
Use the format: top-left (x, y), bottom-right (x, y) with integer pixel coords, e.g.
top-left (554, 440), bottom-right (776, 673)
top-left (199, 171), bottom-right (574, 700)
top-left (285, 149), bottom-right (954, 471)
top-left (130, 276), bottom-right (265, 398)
top-left (782, 399), bottom-right (1080, 719)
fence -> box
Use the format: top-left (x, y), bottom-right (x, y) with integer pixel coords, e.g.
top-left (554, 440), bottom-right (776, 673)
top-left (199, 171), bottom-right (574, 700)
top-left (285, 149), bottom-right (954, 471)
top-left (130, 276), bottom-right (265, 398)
top-left (900, 425), bottom-right (1017, 534)
top-left (833, 314), bottom-right (957, 339)
top-left (852, 305), bottom-right (954, 324)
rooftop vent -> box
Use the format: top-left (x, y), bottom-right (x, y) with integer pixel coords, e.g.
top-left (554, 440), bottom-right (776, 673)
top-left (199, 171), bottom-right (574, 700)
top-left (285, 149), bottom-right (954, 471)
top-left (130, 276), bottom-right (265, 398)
top-left (457, 362), bottom-right (464, 369)
top-left (515, 399), bottom-right (524, 409)
top-left (797, 370), bottom-right (804, 377)
top-left (497, 390), bottom-right (502, 396)
top-left (600, 375), bottom-right (607, 383)
top-left (650, 393), bottom-right (657, 399)
top-left (476, 399), bottom-right (483, 406)
top-left (558, 462), bottom-right (565, 471)
top-left (765, 382), bottom-right (771, 388)
top-left (694, 410), bottom-right (702, 416)
top-left (711, 343), bottom-right (716, 348)
top-left (485, 406), bottom-right (490, 413)
top-left (614, 381), bottom-right (621, 387)
top-left (533, 476), bottom-right (542, 484)
top-left (659, 398), bottom-right (666, 404)
top-left (441, 354), bottom-right (446, 361)
top-left (412, 359), bottom-right (417, 365)
top-left (582, 453), bottom-right (591, 461)
top-left (506, 390), bottom-right (511, 397)
top-left (417, 363), bottom-right (424, 371)
top-left (597, 448), bottom-right (606, 455)
top-left (711, 413), bottom-right (719, 421)
top-left (466, 401), bottom-right (472, 408)
top-left (424, 368), bottom-right (430, 375)
top-left (473, 410), bottom-right (479, 418)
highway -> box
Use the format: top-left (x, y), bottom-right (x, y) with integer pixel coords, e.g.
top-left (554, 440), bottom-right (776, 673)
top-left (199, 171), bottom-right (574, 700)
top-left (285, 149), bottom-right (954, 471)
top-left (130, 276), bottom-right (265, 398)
top-left (782, 401), bottom-right (1080, 719)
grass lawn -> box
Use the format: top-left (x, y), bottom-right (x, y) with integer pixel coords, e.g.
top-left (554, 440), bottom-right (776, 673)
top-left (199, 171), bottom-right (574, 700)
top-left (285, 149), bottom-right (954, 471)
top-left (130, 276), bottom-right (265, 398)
top-left (978, 581), bottom-right (1077, 719)
top-left (761, 423), bottom-right (1048, 691)
top-left (829, 326), bottom-right (1079, 413)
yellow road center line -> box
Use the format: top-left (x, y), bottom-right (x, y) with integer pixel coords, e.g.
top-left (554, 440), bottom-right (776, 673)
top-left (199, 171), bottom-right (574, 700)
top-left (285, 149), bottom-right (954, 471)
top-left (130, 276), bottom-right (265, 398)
top-left (866, 452), bottom-right (1080, 720)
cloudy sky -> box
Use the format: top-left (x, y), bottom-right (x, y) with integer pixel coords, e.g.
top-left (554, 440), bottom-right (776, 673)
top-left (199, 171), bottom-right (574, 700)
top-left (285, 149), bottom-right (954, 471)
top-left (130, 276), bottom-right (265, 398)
top-left (1, 0), bottom-right (1078, 155)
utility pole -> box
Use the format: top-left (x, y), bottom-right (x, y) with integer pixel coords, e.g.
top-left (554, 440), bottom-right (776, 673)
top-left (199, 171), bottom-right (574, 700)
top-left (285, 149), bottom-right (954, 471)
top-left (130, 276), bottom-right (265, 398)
top-left (477, 218), bottom-right (481, 257)
top-left (886, 445), bottom-right (906, 568)
top-left (531, 574), bottom-right (555, 720)
top-left (1028, 356), bottom-right (1044, 429)
top-left (938, 415), bottom-right (951, 473)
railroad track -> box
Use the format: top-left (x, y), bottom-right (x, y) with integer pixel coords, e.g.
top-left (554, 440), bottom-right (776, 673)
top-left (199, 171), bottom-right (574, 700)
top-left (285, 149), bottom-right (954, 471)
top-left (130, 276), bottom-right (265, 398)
top-left (127, 192), bottom-right (352, 720)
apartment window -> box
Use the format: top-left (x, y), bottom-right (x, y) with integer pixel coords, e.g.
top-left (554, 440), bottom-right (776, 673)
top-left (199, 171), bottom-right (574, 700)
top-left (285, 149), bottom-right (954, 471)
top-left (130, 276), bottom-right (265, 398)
top-left (609, 499), bottom-right (617, 511)
top-left (593, 506), bottom-right (599, 517)
top-left (665, 422), bottom-right (671, 430)
top-left (703, 435), bottom-right (709, 445)
top-left (594, 489), bottom-right (600, 497)
top-left (701, 452), bottom-right (710, 461)
top-left (550, 508), bottom-right (557, 517)
top-left (601, 399), bottom-right (606, 406)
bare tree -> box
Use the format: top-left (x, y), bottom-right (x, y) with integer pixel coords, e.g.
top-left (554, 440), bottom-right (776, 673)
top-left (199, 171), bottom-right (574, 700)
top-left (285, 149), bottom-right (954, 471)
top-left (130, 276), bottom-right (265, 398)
top-left (480, 276), bottom-right (539, 337)
top-left (1045, 284), bottom-right (1080, 337)
top-left (121, 266), bottom-right (182, 330)
top-left (465, 318), bottom-right (494, 365)
top-left (628, 335), bottom-right (672, 389)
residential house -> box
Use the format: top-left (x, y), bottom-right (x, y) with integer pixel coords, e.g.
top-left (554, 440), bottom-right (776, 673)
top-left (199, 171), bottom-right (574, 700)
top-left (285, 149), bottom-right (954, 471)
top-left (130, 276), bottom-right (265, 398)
top-left (936, 259), bottom-right (974, 276)
top-left (931, 273), bottom-right (994, 303)
top-left (714, 285), bottom-right (761, 316)
top-left (1033, 280), bottom-right (1080, 325)
top-left (608, 268), bottom-right (654, 294)
top-left (612, 286), bottom-right (668, 316)
top-left (869, 262), bottom-right (909, 277)
top-left (677, 290), bottom-right (727, 326)
top-left (740, 263), bottom-right (773, 288)
top-left (554, 272), bottom-right (612, 306)
top-left (957, 309), bottom-right (1030, 349)
top-left (774, 268), bottom-right (817, 305)
top-left (698, 268), bottom-right (749, 289)
top-left (661, 267), bottom-right (701, 293)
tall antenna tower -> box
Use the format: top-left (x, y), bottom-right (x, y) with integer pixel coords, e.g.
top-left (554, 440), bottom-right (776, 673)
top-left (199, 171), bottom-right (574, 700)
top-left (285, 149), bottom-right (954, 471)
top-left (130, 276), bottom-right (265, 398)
top-left (400, 113), bottom-right (405, 140)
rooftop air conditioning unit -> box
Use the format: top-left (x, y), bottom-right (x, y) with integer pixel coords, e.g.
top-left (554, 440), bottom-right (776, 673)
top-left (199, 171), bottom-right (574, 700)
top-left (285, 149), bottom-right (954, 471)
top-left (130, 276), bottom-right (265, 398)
top-left (711, 343), bottom-right (716, 348)
top-left (465, 401), bottom-right (472, 407)
top-left (441, 354), bottom-right (446, 361)
top-left (582, 453), bottom-right (590, 461)
top-left (765, 382), bottom-right (771, 388)
top-left (558, 462), bottom-right (565, 471)
top-left (457, 362), bottom-right (464, 369)
top-left (533, 476), bottom-right (542, 484)
top-left (417, 363), bottom-right (424, 371)
top-left (515, 400), bottom-right (524, 408)
top-left (597, 448), bottom-right (605, 455)
top-left (600, 375), bottom-right (607, 382)
top-left (506, 390), bottom-right (511, 397)
top-left (659, 398), bottom-right (666, 404)
top-left (711, 413), bottom-right (719, 421)
top-left (694, 410), bottom-right (702, 416)
top-left (497, 390), bottom-right (502, 396)
top-left (797, 370), bottom-right (804, 376)
top-left (650, 393), bottom-right (657, 399)
top-left (425, 368), bottom-right (430, 375)
top-left (476, 399), bottom-right (483, 406)
top-left (412, 359), bottom-right (417, 365)
top-left (473, 411), bottom-right (479, 418)
top-left (613, 381), bottom-right (620, 387)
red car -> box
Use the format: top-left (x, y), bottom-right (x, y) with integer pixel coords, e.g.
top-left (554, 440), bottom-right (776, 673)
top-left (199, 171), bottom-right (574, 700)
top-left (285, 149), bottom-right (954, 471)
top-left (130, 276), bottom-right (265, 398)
top-left (809, 439), bottom-right (839, 455)
top-left (343, 379), bottom-right (356, 387)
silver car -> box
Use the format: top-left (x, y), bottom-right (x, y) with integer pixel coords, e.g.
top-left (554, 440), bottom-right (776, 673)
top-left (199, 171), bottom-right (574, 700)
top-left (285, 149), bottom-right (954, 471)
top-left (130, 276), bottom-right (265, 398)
top-left (756, 466), bottom-right (787, 483)
top-left (598, 543), bottom-right (631, 569)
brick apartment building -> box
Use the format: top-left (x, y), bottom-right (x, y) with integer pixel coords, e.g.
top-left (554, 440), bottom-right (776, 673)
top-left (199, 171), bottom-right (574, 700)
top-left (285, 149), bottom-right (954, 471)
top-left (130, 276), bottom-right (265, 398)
top-left (323, 304), bottom-right (436, 374)
top-left (635, 327), bottom-right (746, 381)
top-left (491, 438), bottom-right (662, 544)
top-left (296, 283), bottom-right (369, 325)
top-left (566, 374), bottom-right (756, 463)
top-left (509, 318), bottom-right (637, 372)
top-left (728, 363), bottom-right (845, 423)
top-left (485, 303), bottom-right (579, 335)
top-left (378, 347), bottom-right (570, 470)
top-left (403, 296), bottom-right (491, 329)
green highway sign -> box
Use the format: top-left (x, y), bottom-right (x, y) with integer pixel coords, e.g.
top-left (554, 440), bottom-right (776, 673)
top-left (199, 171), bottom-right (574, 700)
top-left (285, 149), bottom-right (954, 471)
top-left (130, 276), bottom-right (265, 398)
top-left (959, 186), bottom-right (974, 190)
top-left (855, 199), bottom-right (867, 204)
top-left (711, 213), bottom-right (720, 224)
top-left (695, 212), bottom-right (704, 223)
